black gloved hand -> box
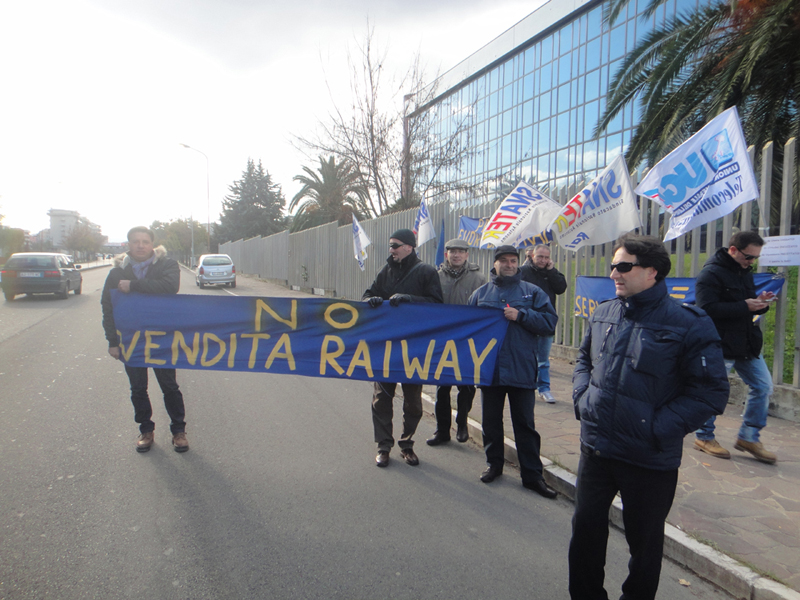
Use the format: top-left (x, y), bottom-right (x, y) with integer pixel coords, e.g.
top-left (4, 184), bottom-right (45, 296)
top-left (366, 296), bottom-right (384, 308)
top-left (389, 293), bottom-right (412, 307)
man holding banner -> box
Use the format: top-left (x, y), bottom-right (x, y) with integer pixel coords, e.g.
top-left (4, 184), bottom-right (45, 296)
top-left (694, 231), bottom-right (778, 464)
top-left (101, 226), bottom-right (189, 453)
top-left (570, 234), bottom-right (729, 600)
top-left (363, 228), bottom-right (443, 468)
top-left (427, 239), bottom-right (486, 446)
top-left (469, 245), bottom-right (558, 498)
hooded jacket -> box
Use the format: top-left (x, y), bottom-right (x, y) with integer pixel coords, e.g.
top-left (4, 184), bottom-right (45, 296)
top-left (695, 247), bottom-right (769, 359)
top-left (438, 262), bottom-right (486, 306)
top-left (362, 251), bottom-right (443, 303)
top-left (101, 246), bottom-right (180, 347)
top-left (468, 269), bottom-right (557, 388)
top-left (573, 280), bottom-right (729, 471)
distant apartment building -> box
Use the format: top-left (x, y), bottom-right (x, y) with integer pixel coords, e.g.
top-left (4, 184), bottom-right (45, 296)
top-left (47, 209), bottom-right (102, 251)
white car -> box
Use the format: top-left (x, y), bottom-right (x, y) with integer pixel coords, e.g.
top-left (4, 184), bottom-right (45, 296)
top-left (195, 254), bottom-right (236, 289)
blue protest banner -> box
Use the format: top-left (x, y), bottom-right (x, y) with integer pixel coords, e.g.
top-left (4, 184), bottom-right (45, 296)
top-left (574, 273), bottom-right (786, 319)
top-left (111, 292), bottom-right (508, 386)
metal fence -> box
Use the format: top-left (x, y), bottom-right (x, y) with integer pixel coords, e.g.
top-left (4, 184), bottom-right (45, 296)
top-left (221, 138), bottom-right (799, 388)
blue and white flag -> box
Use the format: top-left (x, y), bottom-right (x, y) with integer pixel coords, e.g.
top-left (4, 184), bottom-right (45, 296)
top-left (413, 197), bottom-right (436, 246)
top-left (636, 106), bottom-right (759, 241)
top-left (352, 214), bottom-right (371, 271)
top-left (549, 155), bottom-right (642, 251)
top-left (479, 181), bottom-right (562, 248)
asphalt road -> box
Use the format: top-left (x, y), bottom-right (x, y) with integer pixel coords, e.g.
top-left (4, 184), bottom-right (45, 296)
top-left (0, 266), bottom-right (731, 600)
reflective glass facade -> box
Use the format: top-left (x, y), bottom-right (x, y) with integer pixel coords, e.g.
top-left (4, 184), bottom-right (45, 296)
top-left (413, 0), bottom-right (701, 208)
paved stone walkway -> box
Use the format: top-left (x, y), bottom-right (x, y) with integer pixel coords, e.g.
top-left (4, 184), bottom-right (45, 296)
top-left (426, 356), bottom-right (800, 593)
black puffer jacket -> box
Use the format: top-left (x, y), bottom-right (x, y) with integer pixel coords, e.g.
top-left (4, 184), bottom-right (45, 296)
top-left (573, 280), bottom-right (729, 470)
top-left (695, 248), bottom-right (768, 359)
top-left (101, 246), bottom-right (180, 347)
top-left (362, 251), bottom-right (443, 303)
top-left (520, 262), bottom-right (567, 306)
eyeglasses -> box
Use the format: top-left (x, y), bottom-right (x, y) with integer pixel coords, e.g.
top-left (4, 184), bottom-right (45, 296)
top-left (610, 261), bottom-right (641, 273)
top-left (388, 243), bottom-right (406, 250)
top-left (738, 249), bottom-right (759, 260)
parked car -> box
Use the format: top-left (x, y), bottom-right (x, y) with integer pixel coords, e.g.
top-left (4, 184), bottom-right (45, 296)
top-left (195, 254), bottom-right (236, 289)
top-left (0, 253), bottom-right (83, 301)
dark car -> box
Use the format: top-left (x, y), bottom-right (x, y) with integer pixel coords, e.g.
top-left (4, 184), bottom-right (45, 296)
top-left (1, 253), bottom-right (83, 301)
top-left (196, 254), bottom-right (236, 289)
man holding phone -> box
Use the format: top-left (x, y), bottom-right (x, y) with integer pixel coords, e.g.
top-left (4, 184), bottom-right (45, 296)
top-left (693, 231), bottom-right (778, 464)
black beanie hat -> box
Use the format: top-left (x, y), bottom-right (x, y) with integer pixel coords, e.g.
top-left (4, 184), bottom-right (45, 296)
top-left (390, 229), bottom-right (417, 247)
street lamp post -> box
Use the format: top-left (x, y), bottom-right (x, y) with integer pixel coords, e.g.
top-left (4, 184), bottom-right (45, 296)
top-left (179, 143), bottom-right (211, 254)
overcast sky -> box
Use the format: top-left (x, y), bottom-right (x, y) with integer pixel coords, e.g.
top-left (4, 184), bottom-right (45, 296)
top-left (0, 0), bottom-right (545, 242)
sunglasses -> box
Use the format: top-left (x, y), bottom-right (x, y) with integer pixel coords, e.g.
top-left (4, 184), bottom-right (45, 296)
top-left (610, 261), bottom-right (641, 273)
top-left (389, 243), bottom-right (406, 250)
top-left (738, 249), bottom-right (759, 260)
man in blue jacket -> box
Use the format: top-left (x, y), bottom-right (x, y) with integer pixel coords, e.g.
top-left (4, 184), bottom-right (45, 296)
top-left (569, 234), bottom-right (729, 600)
top-left (468, 245), bottom-right (558, 498)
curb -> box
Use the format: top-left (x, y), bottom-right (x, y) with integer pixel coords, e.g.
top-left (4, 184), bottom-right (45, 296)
top-left (420, 391), bottom-right (800, 600)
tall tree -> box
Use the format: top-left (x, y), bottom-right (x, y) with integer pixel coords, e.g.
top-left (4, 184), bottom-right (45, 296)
top-left (289, 156), bottom-right (370, 232)
top-left (0, 227), bottom-right (25, 258)
top-left (151, 218), bottom-right (209, 262)
top-left (598, 0), bottom-right (800, 171)
top-left (64, 223), bottom-right (105, 258)
top-left (293, 26), bottom-right (472, 216)
top-left (217, 159), bottom-right (286, 243)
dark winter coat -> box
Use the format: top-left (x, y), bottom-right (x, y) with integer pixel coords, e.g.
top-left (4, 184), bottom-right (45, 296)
top-left (520, 262), bottom-right (567, 306)
top-left (468, 270), bottom-right (557, 388)
top-left (362, 251), bottom-right (443, 303)
top-left (438, 262), bottom-right (486, 306)
top-left (573, 280), bottom-right (729, 471)
top-left (695, 247), bottom-right (769, 359)
top-left (101, 246), bottom-right (180, 347)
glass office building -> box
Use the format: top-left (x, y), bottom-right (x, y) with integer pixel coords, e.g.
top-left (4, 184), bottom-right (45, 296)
top-left (412, 0), bottom-right (701, 208)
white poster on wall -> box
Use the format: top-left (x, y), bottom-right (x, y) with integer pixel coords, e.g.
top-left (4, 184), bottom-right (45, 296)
top-left (759, 235), bottom-right (800, 267)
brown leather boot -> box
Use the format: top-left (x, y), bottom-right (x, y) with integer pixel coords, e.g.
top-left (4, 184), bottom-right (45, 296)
top-left (172, 432), bottom-right (189, 453)
top-left (694, 438), bottom-right (730, 459)
top-left (136, 431), bottom-right (155, 453)
top-left (734, 439), bottom-right (776, 464)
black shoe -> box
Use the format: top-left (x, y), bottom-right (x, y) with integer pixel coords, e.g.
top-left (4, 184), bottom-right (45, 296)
top-left (523, 479), bottom-right (557, 499)
top-left (480, 465), bottom-right (503, 483)
top-left (376, 451), bottom-right (389, 467)
top-left (456, 424), bottom-right (469, 443)
top-left (400, 448), bottom-right (420, 466)
top-left (426, 431), bottom-right (451, 446)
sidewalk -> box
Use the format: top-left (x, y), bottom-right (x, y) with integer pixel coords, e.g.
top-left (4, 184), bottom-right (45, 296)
top-left (423, 356), bottom-right (800, 600)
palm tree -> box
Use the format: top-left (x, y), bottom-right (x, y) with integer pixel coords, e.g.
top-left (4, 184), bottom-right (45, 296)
top-left (598, 0), bottom-right (800, 171)
top-left (289, 156), bottom-right (371, 232)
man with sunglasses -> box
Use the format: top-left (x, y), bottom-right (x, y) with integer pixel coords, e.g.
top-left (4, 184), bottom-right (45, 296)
top-left (694, 231), bottom-right (778, 464)
top-left (427, 238), bottom-right (486, 446)
top-left (570, 234), bottom-right (728, 600)
top-left (362, 228), bottom-right (443, 468)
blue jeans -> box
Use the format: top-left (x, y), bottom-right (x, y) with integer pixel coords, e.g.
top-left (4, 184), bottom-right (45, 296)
top-left (695, 355), bottom-right (772, 443)
top-left (532, 334), bottom-right (553, 392)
